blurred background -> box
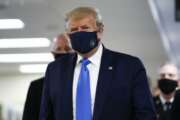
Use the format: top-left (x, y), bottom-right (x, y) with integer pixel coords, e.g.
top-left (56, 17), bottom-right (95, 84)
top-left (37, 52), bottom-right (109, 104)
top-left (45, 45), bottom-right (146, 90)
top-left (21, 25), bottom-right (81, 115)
top-left (0, 0), bottom-right (180, 119)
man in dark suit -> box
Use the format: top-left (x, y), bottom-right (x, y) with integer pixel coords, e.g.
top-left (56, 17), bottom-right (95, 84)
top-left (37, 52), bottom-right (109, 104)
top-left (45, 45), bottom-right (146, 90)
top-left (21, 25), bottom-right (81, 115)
top-left (22, 33), bottom-right (73, 120)
top-left (22, 78), bottom-right (44, 120)
top-left (153, 63), bottom-right (179, 120)
top-left (39, 6), bottom-right (156, 120)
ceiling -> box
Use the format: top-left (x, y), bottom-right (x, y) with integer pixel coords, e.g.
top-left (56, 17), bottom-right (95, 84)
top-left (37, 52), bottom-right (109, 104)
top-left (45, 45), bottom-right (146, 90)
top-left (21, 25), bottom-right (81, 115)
top-left (0, 0), bottom-right (168, 81)
top-left (149, 0), bottom-right (180, 69)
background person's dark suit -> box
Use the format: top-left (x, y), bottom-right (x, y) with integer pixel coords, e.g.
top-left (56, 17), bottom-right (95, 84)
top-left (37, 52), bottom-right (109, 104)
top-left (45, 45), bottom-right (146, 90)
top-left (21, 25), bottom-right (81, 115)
top-left (22, 78), bottom-right (44, 120)
top-left (153, 96), bottom-right (172, 120)
top-left (171, 89), bottom-right (180, 120)
top-left (39, 48), bottom-right (156, 120)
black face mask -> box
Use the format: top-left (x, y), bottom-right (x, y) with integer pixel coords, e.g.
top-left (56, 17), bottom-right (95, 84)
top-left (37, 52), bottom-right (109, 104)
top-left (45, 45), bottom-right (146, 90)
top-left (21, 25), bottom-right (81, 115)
top-left (69, 31), bottom-right (99, 54)
top-left (158, 78), bottom-right (178, 94)
top-left (54, 53), bottom-right (69, 60)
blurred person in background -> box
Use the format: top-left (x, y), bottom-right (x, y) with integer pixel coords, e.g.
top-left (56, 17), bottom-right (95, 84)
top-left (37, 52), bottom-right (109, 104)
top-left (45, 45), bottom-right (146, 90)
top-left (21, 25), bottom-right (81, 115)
top-left (22, 33), bottom-right (73, 120)
top-left (153, 62), bottom-right (179, 120)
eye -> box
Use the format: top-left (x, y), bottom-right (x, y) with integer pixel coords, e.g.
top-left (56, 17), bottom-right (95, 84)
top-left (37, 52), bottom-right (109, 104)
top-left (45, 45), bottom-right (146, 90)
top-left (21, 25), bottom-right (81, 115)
top-left (168, 73), bottom-right (174, 77)
top-left (81, 26), bottom-right (90, 30)
top-left (70, 27), bottom-right (78, 32)
top-left (65, 46), bottom-right (71, 51)
top-left (160, 74), bottom-right (166, 78)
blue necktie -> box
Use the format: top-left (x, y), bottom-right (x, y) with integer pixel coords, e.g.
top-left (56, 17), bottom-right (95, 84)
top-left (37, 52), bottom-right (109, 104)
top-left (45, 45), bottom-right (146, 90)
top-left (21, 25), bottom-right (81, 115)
top-left (76, 58), bottom-right (92, 120)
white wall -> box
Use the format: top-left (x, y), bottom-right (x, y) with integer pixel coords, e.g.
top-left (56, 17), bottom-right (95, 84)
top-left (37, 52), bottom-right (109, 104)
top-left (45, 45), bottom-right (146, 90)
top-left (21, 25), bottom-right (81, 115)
top-left (0, 74), bottom-right (44, 113)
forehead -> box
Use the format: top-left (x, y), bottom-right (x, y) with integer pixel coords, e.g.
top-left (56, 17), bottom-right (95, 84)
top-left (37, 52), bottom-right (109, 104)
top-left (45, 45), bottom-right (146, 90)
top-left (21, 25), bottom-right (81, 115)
top-left (52, 37), bottom-right (67, 50)
top-left (159, 64), bottom-right (178, 75)
top-left (68, 16), bottom-right (96, 27)
top-left (55, 37), bottom-right (67, 46)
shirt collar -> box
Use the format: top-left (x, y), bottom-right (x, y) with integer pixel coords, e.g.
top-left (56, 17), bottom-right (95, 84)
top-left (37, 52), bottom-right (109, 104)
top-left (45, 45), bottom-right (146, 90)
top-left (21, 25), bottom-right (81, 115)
top-left (76, 43), bottom-right (103, 66)
top-left (160, 94), bottom-right (174, 104)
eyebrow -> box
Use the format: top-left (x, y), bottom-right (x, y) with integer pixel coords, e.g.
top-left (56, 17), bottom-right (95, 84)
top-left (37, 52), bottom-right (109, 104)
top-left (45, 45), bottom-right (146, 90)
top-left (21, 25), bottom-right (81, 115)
top-left (70, 25), bottom-right (90, 32)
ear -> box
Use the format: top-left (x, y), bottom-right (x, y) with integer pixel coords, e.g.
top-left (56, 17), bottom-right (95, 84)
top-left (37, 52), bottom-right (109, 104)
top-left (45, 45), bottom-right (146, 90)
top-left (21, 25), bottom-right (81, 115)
top-left (177, 79), bottom-right (180, 86)
top-left (96, 23), bottom-right (104, 40)
top-left (97, 31), bottom-right (103, 41)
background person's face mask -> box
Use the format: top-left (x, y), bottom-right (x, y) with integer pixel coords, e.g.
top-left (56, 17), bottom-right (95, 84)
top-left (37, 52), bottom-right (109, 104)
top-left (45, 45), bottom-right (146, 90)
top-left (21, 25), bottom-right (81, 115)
top-left (158, 78), bottom-right (178, 94)
top-left (69, 31), bottom-right (99, 54)
top-left (54, 53), bottom-right (69, 60)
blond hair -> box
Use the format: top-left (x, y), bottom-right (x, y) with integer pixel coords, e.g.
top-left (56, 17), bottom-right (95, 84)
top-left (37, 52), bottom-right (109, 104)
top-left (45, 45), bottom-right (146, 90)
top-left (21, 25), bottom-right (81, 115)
top-left (65, 6), bottom-right (104, 31)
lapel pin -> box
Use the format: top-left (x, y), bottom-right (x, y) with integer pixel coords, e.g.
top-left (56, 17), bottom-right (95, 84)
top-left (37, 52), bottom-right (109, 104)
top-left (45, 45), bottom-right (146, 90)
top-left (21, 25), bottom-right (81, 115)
top-left (108, 66), bottom-right (113, 70)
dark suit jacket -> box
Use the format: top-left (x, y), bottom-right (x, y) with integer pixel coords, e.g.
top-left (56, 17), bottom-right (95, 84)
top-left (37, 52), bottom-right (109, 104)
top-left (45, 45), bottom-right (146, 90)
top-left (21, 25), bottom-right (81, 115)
top-left (153, 96), bottom-right (172, 120)
top-left (39, 48), bottom-right (156, 120)
top-left (171, 89), bottom-right (180, 120)
top-left (22, 78), bottom-right (44, 120)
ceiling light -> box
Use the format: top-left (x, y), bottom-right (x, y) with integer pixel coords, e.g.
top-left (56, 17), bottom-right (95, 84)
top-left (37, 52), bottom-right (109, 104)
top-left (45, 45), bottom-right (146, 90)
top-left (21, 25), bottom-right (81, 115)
top-left (0, 19), bottom-right (24, 29)
top-left (0, 38), bottom-right (50, 48)
top-left (0, 53), bottom-right (54, 63)
top-left (19, 64), bottom-right (48, 73)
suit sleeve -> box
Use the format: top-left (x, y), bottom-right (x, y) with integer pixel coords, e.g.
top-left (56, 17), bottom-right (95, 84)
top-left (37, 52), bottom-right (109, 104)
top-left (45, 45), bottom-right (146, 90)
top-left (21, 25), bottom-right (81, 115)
top-left (132, 58), bottom-right (157, 120)
top-left (39, 64), bottom-right (54, 120)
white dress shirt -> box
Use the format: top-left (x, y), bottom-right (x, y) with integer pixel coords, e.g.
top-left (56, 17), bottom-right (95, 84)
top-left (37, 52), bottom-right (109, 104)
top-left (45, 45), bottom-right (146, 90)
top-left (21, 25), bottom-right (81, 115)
top-left (73, 44), bottom-right (103, 120)
top-left (160, 94), bottom-right (174, 110)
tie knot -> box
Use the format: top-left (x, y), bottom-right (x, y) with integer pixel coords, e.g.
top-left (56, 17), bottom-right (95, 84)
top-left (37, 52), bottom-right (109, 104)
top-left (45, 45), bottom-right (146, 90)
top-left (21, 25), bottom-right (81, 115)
top-left (165, 102), bottom-right (171, 106)
top-left (165, 102), bottom-right (172, 110)
top-left (81, 58), bottom-right (90, 66)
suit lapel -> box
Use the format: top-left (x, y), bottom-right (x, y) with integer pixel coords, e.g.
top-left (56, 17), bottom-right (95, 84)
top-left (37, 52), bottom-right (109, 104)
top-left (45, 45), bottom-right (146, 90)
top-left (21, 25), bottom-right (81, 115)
top-left (93, 48), bottom-right (114, 120)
